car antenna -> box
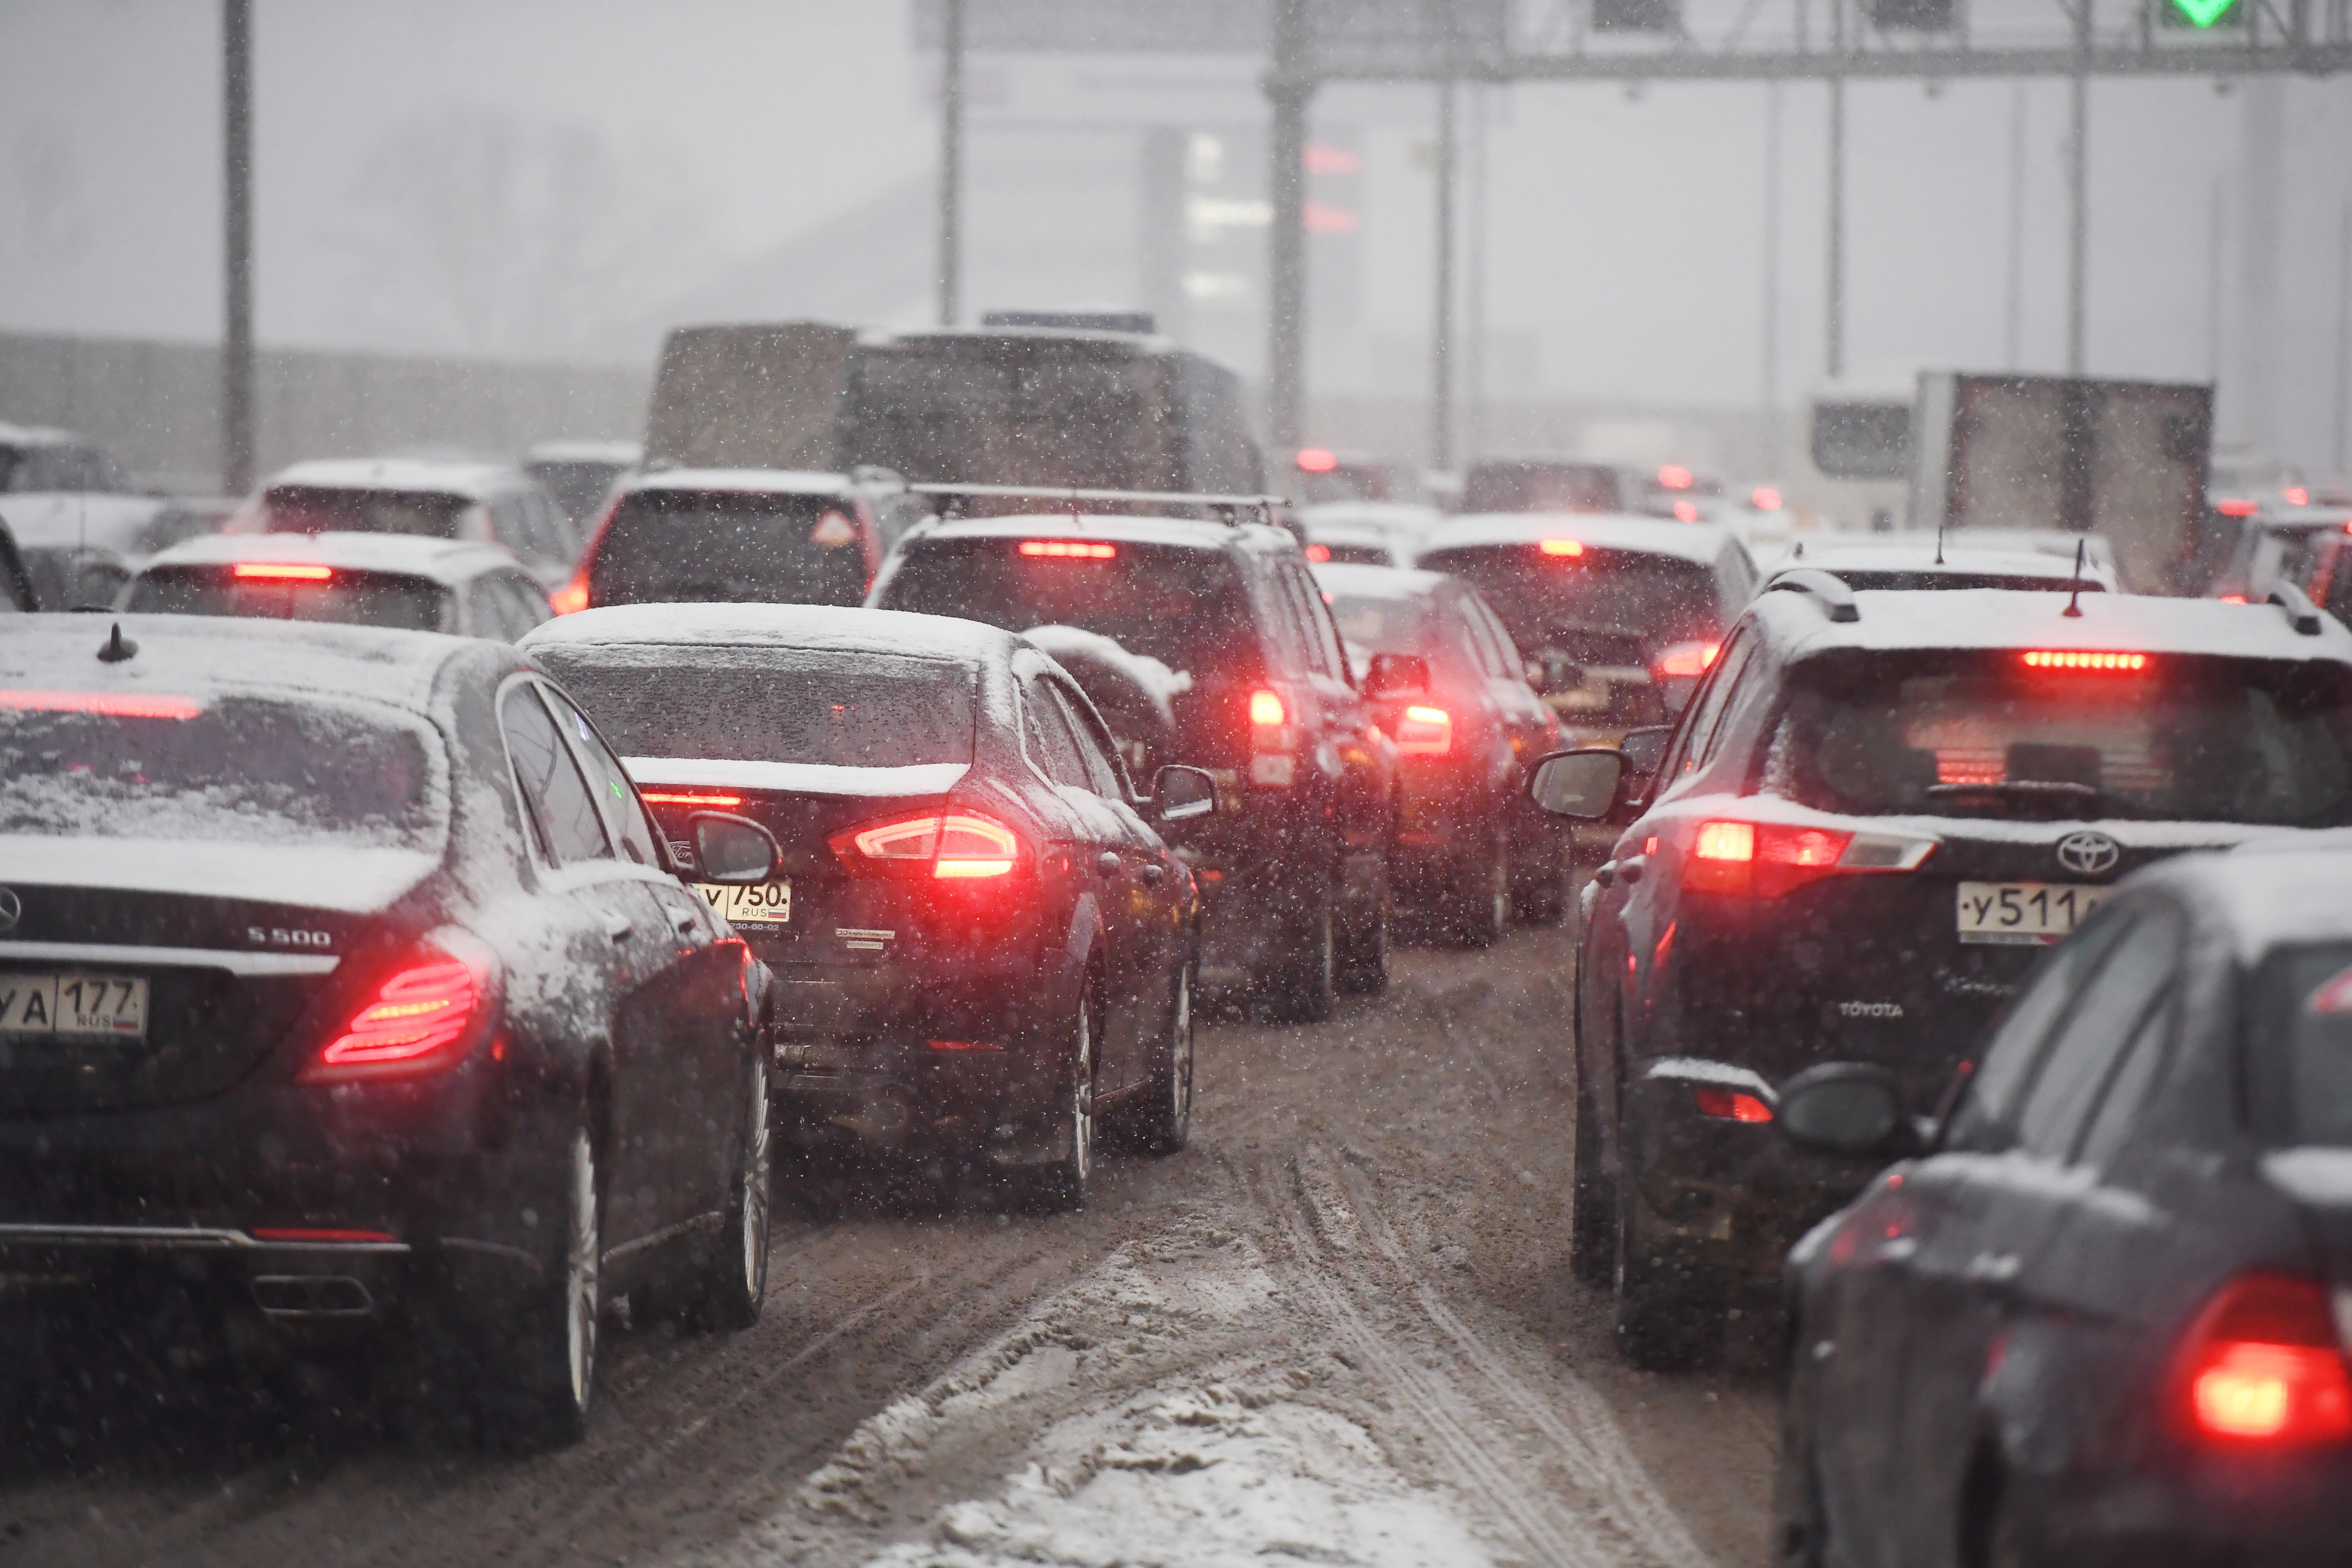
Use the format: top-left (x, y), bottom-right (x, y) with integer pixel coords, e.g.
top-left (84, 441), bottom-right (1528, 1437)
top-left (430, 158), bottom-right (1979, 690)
top-left (2063, 539), bottom-right (2086, 618)
top-left (97, 622), bottom-right (138, 662)
top-left (1934, 517), bottom-right (1945, 566)
top-left (1791, 539), bottom-right (1804, 559)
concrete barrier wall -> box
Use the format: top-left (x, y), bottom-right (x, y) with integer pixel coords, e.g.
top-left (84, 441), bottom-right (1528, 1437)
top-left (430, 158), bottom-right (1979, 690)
top-left (0, 332), bottom-right (649, 494)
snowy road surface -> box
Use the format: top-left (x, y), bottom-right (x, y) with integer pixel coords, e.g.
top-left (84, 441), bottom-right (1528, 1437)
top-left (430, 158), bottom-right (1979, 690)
top-left (0, 919), bottom-right (1778, 1568)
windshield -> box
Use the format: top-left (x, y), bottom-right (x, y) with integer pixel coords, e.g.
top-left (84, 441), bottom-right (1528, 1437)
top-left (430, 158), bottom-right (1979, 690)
top-left (126, 565), bottom-right (449, 632)
top-left (263, 486), bottom-right (469, 540)
top-left (1462, 463), bottom-right (1621, 514)
top-left (844, 343), bottom-right (1177, 496)
top-left (1324, 592), bottom-right (1431, 656)
top-left (590, 490), bottom-right (868, 608)
top-left (0, 695), bottom-right (443, 847)
top-left (1417, 543), bottom-right (1720, 658)
top-left (528, 460), bottom-right (626, 523)
top-left (879, 538), bottom-right (1257, 680)
top-left (1765, 650), bottom-right (2352, 824)
top-left (535, 648), bottom-right (974, 768)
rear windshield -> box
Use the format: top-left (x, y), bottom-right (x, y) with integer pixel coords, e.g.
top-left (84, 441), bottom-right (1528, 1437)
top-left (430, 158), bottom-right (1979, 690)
top-left (1829, 571), bottom-right (2095, 593)
top-left (844, 345), bottom-right (1176, 495)
top-left (1765, 651), bottom-right (2352, 825)
top-left (1462, 463), bottom-right (1621, 514)
top-left (1309, 541), bottom-right (1394, 566)
top-left (1325, 592), bottom-right (1430, 656)
top-left (591, 490), bottom-right (867, 608)
top-left (2253, 945), bottom-right (2352, 1148)
top-left (263, 486), bottom-right (468, 540)
top-left (1418, 543), bottom-right (1720, 659)
top-left (126, 565), bottom-right (448, 633)
top-left (528, 461), bottom-right (625, 523)
top-left (0, 695), bottom-right (442, 847)
top-left (879, 538), bottom-right (1256, 680)
top-left (535, 648), bottom-right (973, 768)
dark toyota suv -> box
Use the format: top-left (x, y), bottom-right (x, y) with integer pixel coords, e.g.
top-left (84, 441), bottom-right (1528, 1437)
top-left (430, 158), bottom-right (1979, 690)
top-left (1530, 578), bottom-right (2352, 1369)
top-left (871, 510), bottom-right (1397, 1018)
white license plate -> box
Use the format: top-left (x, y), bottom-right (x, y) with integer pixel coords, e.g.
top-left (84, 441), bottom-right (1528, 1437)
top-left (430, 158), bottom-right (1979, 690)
top-left (0, 974), bottom-right (150, 1040)
top-left (695, 881), bottom-right (792, 927)
top-left (1956, 882), bottom-right (2107, 946)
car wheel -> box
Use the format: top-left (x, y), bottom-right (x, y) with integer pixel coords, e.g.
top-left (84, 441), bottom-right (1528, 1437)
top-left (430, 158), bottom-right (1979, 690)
top-left (1570, 1075), bottom-right (1615, 1285)
top-left (1446, 828), bottom-right (1511, 948)
top-left (1025, 983), bottom-right (1100, 1213)
top-left (1772, 1433), bottom-right (1830, 1568)
top-left (1123, 961), bottom-right (1195, 1155)
top-left (1265, 877), bottom-right (1337, 1023)
top-left (667, 1054), bottom-right (771, 1332)
top-left (478, 1120), bottom-right (600, 1449)
top-left (1612, 1175), bottom-right (1723, 1372)
top-left (1335, 872), bottom-right (1391, 995)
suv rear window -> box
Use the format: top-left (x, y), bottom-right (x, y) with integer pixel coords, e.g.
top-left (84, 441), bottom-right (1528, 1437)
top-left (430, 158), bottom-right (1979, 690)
top-left (534, 648), bottom-right (973, 768)
top-left (844, 346), bottom-right (1177, 496)
top-left (126, 565), bottom-right (448, 632)
top-left (263, 487), bottom-right (468, 539)
top-left (2252, 945), bottom-right (2352, 1148)
top-left (1766, 651), bottom-right (2352, 825)
top-left (1417, 543), bottom-right (1720, 661)
top-left (0, 695), bottom-right (442, 847)
top-left (880, 538), bottom-right (1257, 680)
top-left (1462, 463), bottom-right (1621, 514)
top-left (591, 490), bottom-right (867, 607)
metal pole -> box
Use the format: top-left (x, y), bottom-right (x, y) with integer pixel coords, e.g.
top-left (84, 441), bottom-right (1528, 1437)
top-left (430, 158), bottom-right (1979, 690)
top-left (1265, 0), bottom-right (1311, 459)
top-left (222, 0), bottom-right (254, 496)
top-left (1432, 75), bottom-right (1458, 474)
top-left (1826, 0), bottom-right (1846, 380)
top-left (2207, 174), bottom-right (2225, 383)
top-left (937, 0), bottom-right (964, 327)
top-left (2335, 195), bottom-right (2350, 474)
top-left (2065, 0), bottom-right (2088, 373)
top-left (2004, 81), bottom-right (2026, 368)
top-left (1763, 82), bottom-right (1782, 467)
top-left (1465, 83), bottom-right (1489, 464)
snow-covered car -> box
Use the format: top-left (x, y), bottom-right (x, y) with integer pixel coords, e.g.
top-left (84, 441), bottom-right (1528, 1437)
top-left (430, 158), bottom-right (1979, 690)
top-left (124, 531), bottom-right (553, 641)
top-left (226, 458), bottom-right (580, 595)
top-left (0, 423), bottom-right (216, 610)
top-left (0, 614), bottom-right (778, 1446)
top-left (1764, 535), bottom-right (2120, 594)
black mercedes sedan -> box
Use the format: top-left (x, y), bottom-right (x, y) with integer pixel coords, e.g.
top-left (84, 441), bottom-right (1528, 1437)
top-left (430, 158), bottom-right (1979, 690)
top-left (1772, 847), bottom-right (2352, 1567)
top-left (522, 604), bottom-right (1212, 1212)
top-left (0, 614), bottom-right (778, 1448)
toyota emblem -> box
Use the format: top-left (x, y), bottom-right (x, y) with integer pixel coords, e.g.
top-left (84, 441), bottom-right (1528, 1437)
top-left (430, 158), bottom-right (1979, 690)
top-left (0, 888), bottom-right (18, 934)
top-left (2055, 831), bottom-right (2121, 877)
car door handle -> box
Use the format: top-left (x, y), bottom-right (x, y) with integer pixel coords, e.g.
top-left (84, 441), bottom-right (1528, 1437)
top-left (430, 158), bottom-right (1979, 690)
top-left (600, 909), bottom-right (634, 942)
top-left (1965, 1251), bottom-right (2023, 1291)
top-left (1097, 850), bottom-right (1123, 877)
top-left (1140, 862), bottom-right (1165, 886)
top-left (670, 908), bottom-right (700, 936)
top-left (1594, 862), bottom-right (1616, 888)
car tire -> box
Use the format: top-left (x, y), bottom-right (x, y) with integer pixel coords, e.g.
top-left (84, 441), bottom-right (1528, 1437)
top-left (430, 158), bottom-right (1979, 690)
top-left (1771, 1435), bottom-right (1830, 1568)
top-left (667, 1054), bottom-right (771, 1332)
top-left (1445, 828), bottom-right (1511, 948)
top-left (477, 1119), bottom-right (601, 1450)
top-left (1265, 876), bottom-right (1338, 1023)
top-left (1612, 1176), bottom-right (1723, 1372)
top-left (1335, 873), bottom-right (1391, 995)
top-left (1122, 961), bottom-right (1195, 1155)
top-left (1570, 1075), bottom-right (1615, 1285)
top-left (1024, 982), bottom-right (1100, 1213)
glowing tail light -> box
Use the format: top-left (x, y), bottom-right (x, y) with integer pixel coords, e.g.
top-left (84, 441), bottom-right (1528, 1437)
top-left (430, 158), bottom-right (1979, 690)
top-left (1653, 641), bottom-right (1721, 679)
top-left (2021, 650), bottom-right (2148, 672)
top-left (1683, 821), bottom-right (1905, 899)
top-left (1305, 543), bottom-right (1332, 563)
top-left (2217, 498), bottom-right (2260, 518)
top-left (1018, 540), bottom-right (1116, 560)
top-left (1297, 448), bottom-right (1339, 473)
top-left (1673, 501), bottom-right (1700, 523)
top-left (1249, 689), bottom-right (1287, 727)
top-left (552, 572), bottom-right (591, 615)
top-left (1692, 1087), bottom-right (1773, 1123)
top-left (836, 811), bottom-right (1022, 879)
top-left (1658, 464), bottom-right (1694, 490)
top-left (300, 947), bottom-right (485, 1082)
top-left (2284, 486), bottom-right (2311, 506)
top-left (0, 689), bottom-right (203, 719)
top-left (1750, 486), bottom-right (1783, 510)
top-left (2220, 594), bottom-right (2250, 605)
top-left (2182, 1275), bottom-right (2352, 1443)
top-left (1539, 539), bottom-right (1585, 557)
top-left (233, 562), bottom-right (334, 582)
top-left (1394, 705), bottom-right (1452, 755)
top-left (640, 791), bottom-right (743, 807)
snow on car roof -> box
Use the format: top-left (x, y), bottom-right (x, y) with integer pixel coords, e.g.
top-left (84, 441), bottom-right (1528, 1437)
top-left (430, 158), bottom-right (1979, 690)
top-left (1764, 586), bottom-right (2352, 663)
top-left (1310, 562), bottom-right (1450, 600)
top-left (1021, 624), bottom-right (1189, 714)
top-left (519, 601), bottom-right (1007, 662)
top-left (859, 324), bottom-right (1178, 355)
top-left (913, 511), bottom-right (1296, 554)
top-left (139, 530), bottom-right (519, 585)
top-left (0, 612), bottom-right (481, 712)
top-left (1414, 512), bottom-right (1734, 567)
top-left (2131, 847), bottom-right (2352, 963)
top-left (1929, 528), bottom-right (2119, 566)
top-left (264, 457), bottom-right (534, 501)
top-left (620, 467), bottom-right (851, 498)
top-left (1770, 540), bottom-right (2112, 585)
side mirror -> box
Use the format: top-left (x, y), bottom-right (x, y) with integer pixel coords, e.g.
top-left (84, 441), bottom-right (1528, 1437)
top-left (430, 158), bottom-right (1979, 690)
top-left (1528, 749), bottom-right (1625, 820)
top-left (687, 811), bottom-right (780, 885)
top-left (1775, 1063), bottom-right (1918, 1159)
top-left (1620, 725), bottom-right (1671, 778)
top-left (1361, 652), bottom-right (1430, 699)
top-left (1151, 764), bottom-right (1218, 823)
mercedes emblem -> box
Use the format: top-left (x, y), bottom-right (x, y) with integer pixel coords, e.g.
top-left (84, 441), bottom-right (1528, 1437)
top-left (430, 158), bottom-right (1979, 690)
top-left (2055, 831), bottom-right (2121, 877)
top-left (0, 888), bottom-right (18, 934)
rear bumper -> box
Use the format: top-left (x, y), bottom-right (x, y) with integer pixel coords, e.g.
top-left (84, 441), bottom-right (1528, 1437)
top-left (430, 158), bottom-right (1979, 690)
top-left (2001, 1465), bottom-right (2352, 1568)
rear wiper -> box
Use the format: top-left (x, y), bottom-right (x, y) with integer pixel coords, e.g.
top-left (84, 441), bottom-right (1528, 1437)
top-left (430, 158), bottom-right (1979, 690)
top-left (1923, 780), bottom-right (2110, 810)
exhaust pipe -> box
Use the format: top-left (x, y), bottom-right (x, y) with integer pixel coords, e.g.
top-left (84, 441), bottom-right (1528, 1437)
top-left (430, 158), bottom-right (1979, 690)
top-left (251, 1275), bottom-right (375, 1318)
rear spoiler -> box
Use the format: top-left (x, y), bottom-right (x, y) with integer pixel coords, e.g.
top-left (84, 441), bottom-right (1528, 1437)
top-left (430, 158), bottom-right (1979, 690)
top-left (2268, 581), bottom-right (2325, 636)
top-left (1767, 568), bottom-right (1861, 623)
top-left (909, 482), bottom-right (1296, 531)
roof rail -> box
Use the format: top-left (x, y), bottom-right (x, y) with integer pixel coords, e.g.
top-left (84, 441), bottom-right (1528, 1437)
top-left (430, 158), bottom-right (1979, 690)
top-left (2267, 581), bottom-right (2325, 636)
top-left (907, 482), bottom-right (1293, 526)
top-left (1766, 568), bottom-right (1861, 623)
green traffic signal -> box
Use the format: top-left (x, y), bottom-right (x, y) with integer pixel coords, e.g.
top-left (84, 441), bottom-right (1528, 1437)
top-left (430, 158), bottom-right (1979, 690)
top-left (2166, 0), bottom-right (2240, 26)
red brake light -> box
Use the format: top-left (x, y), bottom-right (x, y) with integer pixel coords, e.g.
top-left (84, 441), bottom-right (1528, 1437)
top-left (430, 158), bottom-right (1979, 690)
top-left (1297, 448), bottom-right (1339, 473)
top-left (1018, 540), bottom-right (1116, 560)
top-left (640, 791), bottom-right (743, 807)
top-left (2021, 650), bottom-right (2148, 672)
top-left (1673, 501), bottom-right (1700, 523)
top-left (1539, 539), bottom-right (1584, 557)
top-left (2220, 594), bottom-right (2250, 605)
top-left (1750, 486), bottom-right (1783, 510)
top-left (1653, 640), bottom-right (1721, 678)
top-left (0, 689), bottom-right (202, 719)
top-left (836, 811), bottom-right (1021, 879)
top-left (301, 947), bottom-right (485, 1083)
top-left (233, 562), bottom-right (333, 582)
top-left (250, 1228), bottom-right (398, 1244)
top-left (1249, 689), bottom-right (1287, 727)
top-left (1692, 1087), bottom-right (1773, 1123)
top-left (1658, 465), bottom-right (1694, 490)
top-left (2218, 498), bottom-right (2260, 518)
top-left (1394, 705), bottom-right (1452, 755)
top-left (552, 573), bottom-right (591, 615)
top-left (1684, 821), bottom-right (1860, 898)
top-left (2183, 1275), bottom-right (2352, 1443)
top-left (1304, 543), bottom-right (1332, 563)
top-left (2284, 486), bottom-right (2311, 506)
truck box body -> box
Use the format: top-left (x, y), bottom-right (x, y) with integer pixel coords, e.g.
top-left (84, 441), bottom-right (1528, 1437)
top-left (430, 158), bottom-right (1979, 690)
top-left (1909, 373), bottom-right (2212, 593)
